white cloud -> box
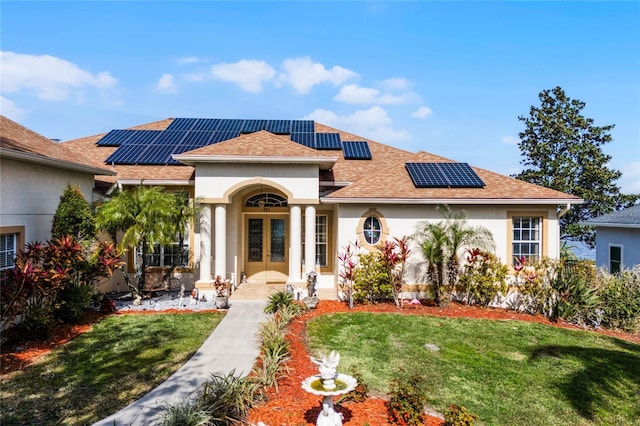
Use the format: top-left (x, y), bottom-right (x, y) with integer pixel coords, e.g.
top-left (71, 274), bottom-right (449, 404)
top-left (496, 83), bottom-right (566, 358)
top-left (501, 136), bottom-right (519, 145)
top-left (210, 59), bottom-right (276, 93)
top-left (156, 74), bottom-right (177, 94)
top-left (378, 78), bottom-right (409, 90)
top-left (411, 106), bottom-right (433, 119)
top-left (278, 57), bottom-right (358, 94)
top-left (621, 161), bottom-right (640, 194)
top-left (0, 51), bottom-right (117, 101)
top-left (335, 83), bottom-right (416, 105)
top-left (0, 96), bottom-right (27, 121)
top-left (304, 106), bottom-right (410, 142)
top-left (177, 56), bottom-right (199, 65)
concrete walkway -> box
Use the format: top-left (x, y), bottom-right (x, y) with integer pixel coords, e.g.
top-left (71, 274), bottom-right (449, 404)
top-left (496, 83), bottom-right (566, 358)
top-left (93, 299), bottom-right (268, 426)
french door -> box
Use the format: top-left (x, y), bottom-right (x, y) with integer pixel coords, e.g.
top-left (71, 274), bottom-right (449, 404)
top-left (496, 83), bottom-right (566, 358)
top-left (245, 215), bottom-right (288, 283)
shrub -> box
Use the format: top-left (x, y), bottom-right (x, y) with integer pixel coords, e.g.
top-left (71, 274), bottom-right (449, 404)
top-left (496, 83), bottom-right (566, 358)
top-left (444, 404), bottom-right (478, 426)
top-left (51, 184), bottom-right (96, 243)
top-left (264, 289), bottom-right (295, 314)
top-left (337, 367), bottom-right (369, 404)
top-left (597, 266), bottom-right (640, 330)
top-left (387, 373), bottom-right (427, 426)
top-left (56, 282), bottom-right (94, 323)
top-left (160, 399), bottom-right (211, 426)
top-left (353, 252), bottom-right (391, 303)
top-left (551, 271), bottom-right (600, 326)
top-left (459, 249), bottom-right (508, 306)
top-left (198, 370), bottom-right (259, 424)
top-left (511, 257), bottom-right (559, 316)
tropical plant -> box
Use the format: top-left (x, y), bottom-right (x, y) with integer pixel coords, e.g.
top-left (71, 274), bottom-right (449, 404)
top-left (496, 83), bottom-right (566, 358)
top-left (459, 248), bottom-right (508, 307)
top-left (414, 205), bottom-right (495, 306)
top-left (551, 271), bottom-right (600, 326)
top-left (337, 241), bottom-right (361, 309)
top-left (387, 372), bottom-right (427, 426)
top-left (264, 289), bottom-right (296, 314)
top-left (160, 399), bottom-right (211, 426)
top-left (95, 186), bottom-right (177, 289)
top-left (353, 252), bottom-right (391, 303)
top-left (51, 184), bottom-right (96, 243)
top-left (378, 236), bottom-right (411, 307)
top-left (198, 370), bottom-right (260, 424)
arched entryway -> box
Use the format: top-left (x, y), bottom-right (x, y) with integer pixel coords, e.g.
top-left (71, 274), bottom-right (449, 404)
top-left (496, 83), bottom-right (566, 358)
top-left (242, 190), bottom-right (289, 283)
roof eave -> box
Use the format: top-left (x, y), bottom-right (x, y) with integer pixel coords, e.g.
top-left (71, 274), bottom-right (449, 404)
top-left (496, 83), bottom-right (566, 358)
top-left (118, 179), bottom-right (195, 186)
top-left (321, 197), bottom-right (584, 205)
top-left (1, 147), bottom-right (115, 176)
top-left (584, 222), bottom-right (640, 229)
top-left (172, 154), bottom-right (337, 170)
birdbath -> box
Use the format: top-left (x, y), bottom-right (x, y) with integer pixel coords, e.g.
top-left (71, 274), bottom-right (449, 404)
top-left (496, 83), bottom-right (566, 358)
top-left (301, 351), bottom-right (357, 426)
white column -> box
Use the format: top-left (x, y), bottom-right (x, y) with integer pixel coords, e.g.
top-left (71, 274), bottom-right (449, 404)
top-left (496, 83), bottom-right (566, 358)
top-left (199, 204), bottom-right (212, 282)
top-left (214, 204), bottom-right (227, 280)
top-left (305, 205), bottom-right (316, 274)
top-left (289, 205), bottom-right (302, 282)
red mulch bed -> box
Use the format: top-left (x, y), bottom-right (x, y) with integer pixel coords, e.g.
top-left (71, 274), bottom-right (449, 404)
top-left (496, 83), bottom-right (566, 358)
top-left (2, 301), bottom-right (638, 424)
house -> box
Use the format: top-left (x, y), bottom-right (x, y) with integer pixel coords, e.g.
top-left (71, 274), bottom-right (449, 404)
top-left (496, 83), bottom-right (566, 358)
top-left (0, 115), bottom-right (115, 272)
top-left (584, 204), bottom-right (640, 273)
top-left (61, 117), bottom-right (581, 299)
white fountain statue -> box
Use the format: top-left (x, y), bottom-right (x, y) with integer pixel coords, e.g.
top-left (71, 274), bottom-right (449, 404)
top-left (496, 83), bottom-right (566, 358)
top-left (301, 351), bottom-right (358, 426)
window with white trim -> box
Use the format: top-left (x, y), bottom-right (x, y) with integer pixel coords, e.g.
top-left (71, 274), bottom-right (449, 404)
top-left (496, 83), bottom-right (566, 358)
top-left (363, 216), bottom-right (382, 245)
top-left (609, 245), bottom-right (622, 274)
top-left (302, 215), bottom-right (328, 267)
top-left (512, 216), bottom-right (541, 264)
top-left (0, 234), bottom-right (17, 270)
top-left (135, 232), bottom-right (190, 269)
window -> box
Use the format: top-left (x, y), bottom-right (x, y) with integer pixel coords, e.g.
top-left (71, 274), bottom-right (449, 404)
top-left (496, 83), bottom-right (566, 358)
top-left (512, 216), bottom-right (541, 264)
top-left (609, 245), bottom-right (622, 274)
top-left (0, 234), bottom-right (17, 270)
top-left (303, 215), bottom-right (328, 267)
top-left (135, 234), bottom-right (190, 269)
top-left (363, 216), bottom-right (382, 245)
top-left (245, 193), bottom-right (288, 207)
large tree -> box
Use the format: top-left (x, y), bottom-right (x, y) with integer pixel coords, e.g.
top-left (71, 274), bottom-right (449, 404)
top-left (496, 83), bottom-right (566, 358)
top-left (515, 86), bottom-right (638, 248)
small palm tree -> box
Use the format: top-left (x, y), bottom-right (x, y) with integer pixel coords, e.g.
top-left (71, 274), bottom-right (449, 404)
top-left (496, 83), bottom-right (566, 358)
top-left (415, 205), bottom-right (495, 306)
top-left (95, 186), bottom-right (176, 289)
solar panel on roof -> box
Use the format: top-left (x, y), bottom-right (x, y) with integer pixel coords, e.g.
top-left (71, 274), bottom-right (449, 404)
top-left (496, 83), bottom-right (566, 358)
top-left (405, 162), bottom-right (485, 188)
top-left (242, 119), bottom-right (268, 133)
top-left (167, 118), bottom-right (197, 131)
top-left (291, 120), bottom-right (314, 133)
top-left (179, 131), bottom-right (214, 147)
top-left (215, 119), bottom-right (244, 132)
top-left (210, 131), bottom-right (241, 143)
top-left (123, 130), bottom-right (162, 145)
top-left (105, 144), bottom-right (151, 165)
top-left (137, 144), bottom-right (178, 164)
top-left (266, 120), bottom-right (292, 134)
top-left (316, 133), bottom-right (342, 150)
top-left (153, 130), bottom-right (188, 146)
top-left (290, 132), bottom-right (315, 148)
top-left (343, 141), bottom-right (372, 160)
top-left (192, 119), bottom-right (221, 131)
top-left (96, 130), bottom-right (137, 146)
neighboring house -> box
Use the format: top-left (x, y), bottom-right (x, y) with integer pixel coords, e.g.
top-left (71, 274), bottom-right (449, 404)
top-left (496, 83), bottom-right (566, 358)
top-left (0, 115), bottom-right (114, 271)
top-left (585, 204), bottom-right (640, 273)
top-left (62, 117), bottom-right (581, 299)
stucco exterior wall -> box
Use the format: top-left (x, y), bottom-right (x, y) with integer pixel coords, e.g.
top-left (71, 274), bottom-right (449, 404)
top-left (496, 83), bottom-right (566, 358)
top-left (0, 158), bottom-right (96, 245)
top-left (194, 163), bottom-right (319, 201)
top-left (594, 227), bottom-right (640, 270)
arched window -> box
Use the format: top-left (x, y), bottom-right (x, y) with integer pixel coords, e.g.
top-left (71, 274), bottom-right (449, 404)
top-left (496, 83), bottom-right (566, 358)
top-left (245, 193), bottom-right (288, 207)
top-left (363, 216), bottom-right (382, 245)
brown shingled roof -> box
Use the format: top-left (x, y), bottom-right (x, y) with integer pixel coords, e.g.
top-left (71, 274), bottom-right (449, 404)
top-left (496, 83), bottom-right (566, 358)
top-left (325, 151), bottom-right (581, 202)
top-left (0, 115), bottom-right (113, 175)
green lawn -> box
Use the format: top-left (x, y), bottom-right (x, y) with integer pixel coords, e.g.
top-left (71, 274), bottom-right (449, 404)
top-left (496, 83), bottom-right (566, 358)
top-left (0, 312), bottom-right (223, 425)
top-left (306, 313), bottom-right (640, 425)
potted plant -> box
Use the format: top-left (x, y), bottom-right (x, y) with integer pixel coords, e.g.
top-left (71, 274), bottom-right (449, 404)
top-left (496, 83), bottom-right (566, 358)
top-left (214, 275), bottom-right (229, 309)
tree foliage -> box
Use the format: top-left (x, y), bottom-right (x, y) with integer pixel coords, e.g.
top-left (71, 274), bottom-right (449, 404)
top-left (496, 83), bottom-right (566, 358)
top-left (51, 184), bottom-right (95, 242)
top-left (515, 86), bottom-right (638, 247)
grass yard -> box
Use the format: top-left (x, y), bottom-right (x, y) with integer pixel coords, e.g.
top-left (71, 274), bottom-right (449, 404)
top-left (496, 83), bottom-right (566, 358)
top-left (0, 312), bottom-right (223, 425)
top-left (306, 312), bottom-right (640, 425)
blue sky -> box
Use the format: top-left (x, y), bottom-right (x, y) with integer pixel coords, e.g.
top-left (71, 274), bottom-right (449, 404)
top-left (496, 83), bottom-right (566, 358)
top-left (2, 1), bottom-right (639, 193)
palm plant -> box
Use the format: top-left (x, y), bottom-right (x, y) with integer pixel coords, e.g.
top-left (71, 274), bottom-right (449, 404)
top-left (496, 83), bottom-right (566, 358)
top-left (415, 205), bottom-right (495, 306)
top-left (95, 186), bottom-right (176, 289)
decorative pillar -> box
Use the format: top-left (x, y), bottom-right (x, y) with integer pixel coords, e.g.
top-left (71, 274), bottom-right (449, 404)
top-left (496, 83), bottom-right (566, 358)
top-left (199, 204), bottom-right (212, 282)
top-left (214, 204), bottom-right (227, 280)
top-left (305, 205), bottom-right (316, 274)
top-left (290, 205), bottom-right (302, 282)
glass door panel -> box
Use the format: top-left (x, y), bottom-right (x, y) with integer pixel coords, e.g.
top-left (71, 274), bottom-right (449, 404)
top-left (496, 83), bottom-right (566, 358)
top-left (270, 218), bottom-right (286, 262)
top-left (248, 218), bottom-right (263, 262)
